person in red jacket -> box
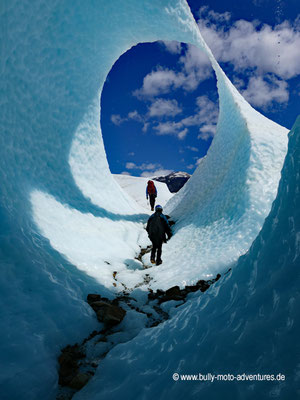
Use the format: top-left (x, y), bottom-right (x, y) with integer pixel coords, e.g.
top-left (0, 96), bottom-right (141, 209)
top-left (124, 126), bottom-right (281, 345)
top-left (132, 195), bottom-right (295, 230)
top-left (146, 180), bottom-right (157, 211)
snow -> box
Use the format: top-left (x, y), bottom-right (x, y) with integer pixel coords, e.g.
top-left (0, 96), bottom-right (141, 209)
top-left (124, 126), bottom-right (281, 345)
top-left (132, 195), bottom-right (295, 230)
top-left (30, 174), bottom-right (172, 290)
top-left (0, 0), bottom-right (297, 399)
top-left (113, 174), bottom-right (173, 211)
top-left (30, 190), bottom-right (149, 291)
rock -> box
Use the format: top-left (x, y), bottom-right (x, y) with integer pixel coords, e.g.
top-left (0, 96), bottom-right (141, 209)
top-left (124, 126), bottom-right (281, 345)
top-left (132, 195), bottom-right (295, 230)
top-left (148, 288), bottom-right (165, 301)
top-left (153, 171), bottom-right (190, 193)
top-left (166, 286), bottom-right (180, 296)
top-left (58, 352), bottom-right (76, 370)
top-left (185, 285), bottom-right (198, 293)
top-left (58, 345), bottom-right (85, 386)
top-left (87, 297), bottom-right (126, 326)
top-left (89, 299), bottom-right (109, 311)
top-left (58, 356), bottom-right (77, 385)
top-left (87, 294), bottom-right (101, 304)
top-left (93, 301), bottom-right (126, 325)
top-left (196, 280), bottom-right (210, 292)
top-left (69, 373), bottom-right (91, 390)
top-left (160, 286), bottom-right (184, 303)
top-left (165, 286), bottom-right (181, 298)
top-left (111, 298), bottom-right (120, 306)
top-left (89, 300), bottom-right (111, 310)
top-left (148, 291), bottom-right (157, 301)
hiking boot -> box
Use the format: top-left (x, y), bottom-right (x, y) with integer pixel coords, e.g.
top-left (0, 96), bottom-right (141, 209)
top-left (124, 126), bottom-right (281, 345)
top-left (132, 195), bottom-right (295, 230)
top-left (156, 259), bottom-right (162, 266)
top-left (150, 259), bottom-right (156, 264)
top-left (151, 207), bottom-right (154, 211)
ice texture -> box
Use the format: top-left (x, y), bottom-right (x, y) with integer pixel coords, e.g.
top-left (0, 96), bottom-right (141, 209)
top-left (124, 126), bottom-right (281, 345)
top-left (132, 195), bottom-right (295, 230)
top-left (0, 0), bottom-right (297, 399)
top-left (75, 117), bottom-right (300, 400)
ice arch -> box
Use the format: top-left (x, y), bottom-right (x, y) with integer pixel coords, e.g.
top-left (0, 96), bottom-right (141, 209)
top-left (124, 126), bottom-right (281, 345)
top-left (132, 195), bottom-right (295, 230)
top-left (0, 1), bottom-right (291, 399)
top-left (31, 0), bottom-right (288, 289)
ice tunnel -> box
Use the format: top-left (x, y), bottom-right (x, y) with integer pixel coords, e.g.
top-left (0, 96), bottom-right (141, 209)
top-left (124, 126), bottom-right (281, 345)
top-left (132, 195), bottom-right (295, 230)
top-left (0, 0), bottom-right (298, 399)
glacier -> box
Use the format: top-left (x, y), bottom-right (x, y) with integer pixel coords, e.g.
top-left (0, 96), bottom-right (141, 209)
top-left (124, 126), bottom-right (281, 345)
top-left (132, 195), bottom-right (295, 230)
top-left (0, 0), bottom-right (298, 399)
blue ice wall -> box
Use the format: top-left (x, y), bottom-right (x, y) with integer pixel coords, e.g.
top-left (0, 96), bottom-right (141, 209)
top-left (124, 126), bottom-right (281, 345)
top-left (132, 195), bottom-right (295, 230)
top-left (0, 1), bottom-right (202, 399)
top-left (75, 118), bottom-right (300, 400)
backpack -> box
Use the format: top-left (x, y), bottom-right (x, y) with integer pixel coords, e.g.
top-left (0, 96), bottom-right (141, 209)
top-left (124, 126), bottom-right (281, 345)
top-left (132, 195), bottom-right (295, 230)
top-left (148, 213), bottom-right (165, 240)
top-left (147, 180), bottom-right (156, 195)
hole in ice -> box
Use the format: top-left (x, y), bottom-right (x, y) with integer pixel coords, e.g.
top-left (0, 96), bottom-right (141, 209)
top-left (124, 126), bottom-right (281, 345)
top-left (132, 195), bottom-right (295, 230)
top-left (32, 31), bottom-right (287, 297)
top-left (100, 41), bottom-right (218, 179)
top-left (31, 41), bottom-right (225, 293)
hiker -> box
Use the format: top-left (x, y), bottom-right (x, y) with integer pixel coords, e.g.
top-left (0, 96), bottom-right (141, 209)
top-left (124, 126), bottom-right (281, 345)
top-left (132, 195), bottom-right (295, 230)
top-left (146, 180), bottom-right (157, 211)
top-left (146, 205), bottom-right (172, 265)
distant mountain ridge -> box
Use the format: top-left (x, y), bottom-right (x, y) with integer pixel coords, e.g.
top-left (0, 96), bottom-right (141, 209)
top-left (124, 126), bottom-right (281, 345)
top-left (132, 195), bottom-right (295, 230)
top-left (153, 171), bottom-right (191, 193)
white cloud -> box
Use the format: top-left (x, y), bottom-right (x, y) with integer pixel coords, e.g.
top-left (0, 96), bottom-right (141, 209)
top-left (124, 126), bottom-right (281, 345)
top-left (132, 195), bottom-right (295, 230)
top-left (197, 10), bottom-right (300, 80)
top-left (193, 7), bottom-right (300, 108)
top-left (142, 122), bottom-right (149, 133)
top-left (196, 157), bottom-right (206, 166)
top-left (125, 162), bottom-right (137, 170)
top-left (177, 128), bottom-right (188, 140)
top-left (196, 95), bottom-right (218, 118)
top-left (141, 169), bottom-right (173, 178)
top-left (198, 125), bottom-right (216, 140)
top-left (186, 155), bottom-right (206, 171)
top-left (154, 95), bottom-right (218, 141)
top-left (148, 98), bottom-right (182, 118)
top-left (126, 8), bottom-right (298, 121)
top-left (133, 68), bottom-right (186, 99)
top-left (111, 99), bottom-right (182, 135)
top-left (128, 110), bottom-right (143, 122)
top-left (126, 162), bottom-right (161, 171)
top-left (120, 171), bottom-right (131, 176)
top-left (242, 74), bottom-right (289, 108)
top-left (179, 45), bottom-right (213, 90)
top-left (154, 121), bottom-right (185, 139)
top-left (128, 152), bottom-right (135, 156)
top-left (195, 96), bottom-right (218, 140)
top-left (186, 146), bottom-right (199, 152)
top-left (111, 114), bottom-right (125, 125)
top-left (125, 161), bottom-right (173, 178)
top-left (111, 110), bottom-right (144, 126)
top-left (133, 45), bottom-right (212, 99)
top-left (186, 164), bottom-right (195, 170)
top-left (198, 6), bottom-right (231, 23)
top-left (160, 40), bottom-right (182, 54)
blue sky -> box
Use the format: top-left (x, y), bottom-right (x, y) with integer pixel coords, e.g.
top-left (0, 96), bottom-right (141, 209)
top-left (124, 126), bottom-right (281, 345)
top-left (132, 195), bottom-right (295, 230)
top-left (101, 0), bottom-right (299, 177)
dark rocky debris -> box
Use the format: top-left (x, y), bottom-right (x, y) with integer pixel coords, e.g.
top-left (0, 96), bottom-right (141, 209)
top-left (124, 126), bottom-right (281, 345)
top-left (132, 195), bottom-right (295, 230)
top-left (153, 171), bottom-right (191, 193)
top-left (147, 274), bottom-right (221, 304)
top-left (135, 245), bottom-right (152, 263)
top-left (57, 264), bottom-right (226, 399)
top-left (88, 300), bottom-right (126, 325)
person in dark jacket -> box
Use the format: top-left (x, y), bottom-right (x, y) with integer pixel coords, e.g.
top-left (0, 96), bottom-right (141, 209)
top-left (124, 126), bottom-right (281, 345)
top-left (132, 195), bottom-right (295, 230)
top-left (146, 205), bottom-right (172, 265)
top-left (146, 180), bottom-right (157, 211)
